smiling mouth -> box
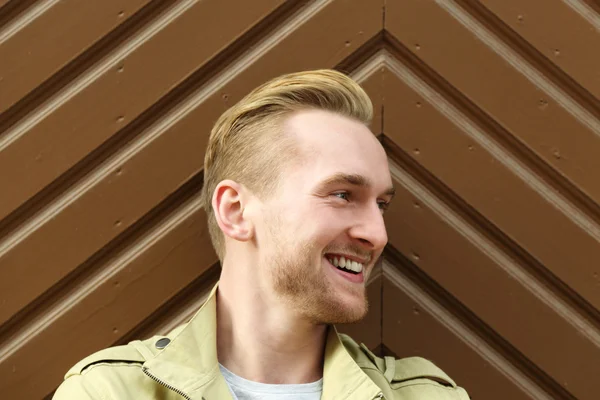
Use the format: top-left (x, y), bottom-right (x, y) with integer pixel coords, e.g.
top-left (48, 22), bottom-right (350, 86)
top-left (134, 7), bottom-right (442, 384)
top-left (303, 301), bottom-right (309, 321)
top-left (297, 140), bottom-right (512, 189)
top-left (325, 254), bottom-right (364, 275)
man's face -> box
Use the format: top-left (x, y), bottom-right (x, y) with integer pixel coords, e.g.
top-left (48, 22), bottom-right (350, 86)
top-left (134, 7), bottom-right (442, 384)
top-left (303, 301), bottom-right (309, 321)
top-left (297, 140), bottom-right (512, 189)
top-left (253, 109), bottom-right (394, 324)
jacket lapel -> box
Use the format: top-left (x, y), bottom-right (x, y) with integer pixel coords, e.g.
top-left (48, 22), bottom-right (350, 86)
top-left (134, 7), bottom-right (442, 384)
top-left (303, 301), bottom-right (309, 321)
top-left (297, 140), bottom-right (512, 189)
top-left (143, 283), bottom-right (233, 399)
top-left (322, 326), bottom-right (383, 400)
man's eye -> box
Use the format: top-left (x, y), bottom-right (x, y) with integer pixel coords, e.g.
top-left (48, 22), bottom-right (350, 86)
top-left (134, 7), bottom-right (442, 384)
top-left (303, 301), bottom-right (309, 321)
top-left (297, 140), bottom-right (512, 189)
top-left (378, 201), bottom-right (390, 212)
top-left (333, 192), bottom-right (350, 201)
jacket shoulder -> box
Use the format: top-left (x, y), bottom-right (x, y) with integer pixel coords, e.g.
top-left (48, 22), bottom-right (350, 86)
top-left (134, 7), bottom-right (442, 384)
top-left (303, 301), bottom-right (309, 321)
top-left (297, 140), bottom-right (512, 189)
top-left (65, 344), bottom-right (145, 378)
top-left (56, 335), bottom-right (183, 400)
top-left (65, 335), bottom-right (171, 379)
top-left (339, 334), bottom-right (470, 399)
top-left (392, 356), bottom-right (456, 386)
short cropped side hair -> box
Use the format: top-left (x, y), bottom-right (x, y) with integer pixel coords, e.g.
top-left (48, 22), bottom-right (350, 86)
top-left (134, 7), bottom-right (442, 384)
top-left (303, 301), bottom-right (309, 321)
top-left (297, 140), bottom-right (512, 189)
top-left (201, 69), bottom-right (373, 260)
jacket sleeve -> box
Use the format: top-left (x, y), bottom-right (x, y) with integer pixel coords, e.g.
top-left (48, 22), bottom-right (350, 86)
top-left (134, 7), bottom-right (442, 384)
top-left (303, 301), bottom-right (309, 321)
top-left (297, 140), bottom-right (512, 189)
top-left (53, 375), bottom-right (106, 400)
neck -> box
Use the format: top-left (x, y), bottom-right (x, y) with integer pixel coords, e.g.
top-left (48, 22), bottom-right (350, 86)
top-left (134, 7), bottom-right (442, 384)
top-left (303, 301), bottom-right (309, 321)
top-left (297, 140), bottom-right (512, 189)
top-left (216, 259), bottom-right (327, 384)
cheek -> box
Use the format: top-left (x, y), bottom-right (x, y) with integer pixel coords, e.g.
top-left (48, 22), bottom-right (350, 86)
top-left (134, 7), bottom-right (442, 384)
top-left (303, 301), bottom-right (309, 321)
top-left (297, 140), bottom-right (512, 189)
top-left (308, 210), bottom-right (348, 243)
top-left (282, 203), bottom-right (349, 245)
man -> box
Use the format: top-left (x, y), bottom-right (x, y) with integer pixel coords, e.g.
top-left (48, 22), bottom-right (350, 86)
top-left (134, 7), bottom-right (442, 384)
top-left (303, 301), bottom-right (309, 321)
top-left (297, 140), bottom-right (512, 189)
top-left (54, 70), bottom-right (469, 399)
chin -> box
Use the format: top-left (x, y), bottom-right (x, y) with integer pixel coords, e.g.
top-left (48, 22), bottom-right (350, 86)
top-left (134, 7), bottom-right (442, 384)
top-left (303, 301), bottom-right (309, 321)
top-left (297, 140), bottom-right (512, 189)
top-left (328, 304), bottom-right (368, 324)
top-left (316, 291), bottom-right (369, 325)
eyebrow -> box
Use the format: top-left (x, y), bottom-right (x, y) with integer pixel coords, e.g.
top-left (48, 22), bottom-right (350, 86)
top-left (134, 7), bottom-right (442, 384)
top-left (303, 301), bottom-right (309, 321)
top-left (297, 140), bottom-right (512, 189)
top-left (317, 173), bottom-right (396, 198)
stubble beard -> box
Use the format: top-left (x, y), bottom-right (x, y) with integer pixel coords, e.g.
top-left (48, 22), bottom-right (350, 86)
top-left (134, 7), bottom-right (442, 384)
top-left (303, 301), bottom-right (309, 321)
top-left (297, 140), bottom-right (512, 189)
top-left (268, 223), bottom-right (369, 324)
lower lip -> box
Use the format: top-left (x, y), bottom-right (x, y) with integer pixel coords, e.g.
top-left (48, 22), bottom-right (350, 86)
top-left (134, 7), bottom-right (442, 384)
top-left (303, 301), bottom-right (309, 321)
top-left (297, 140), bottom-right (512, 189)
top-left (325, 257), bottom-right (365, 284)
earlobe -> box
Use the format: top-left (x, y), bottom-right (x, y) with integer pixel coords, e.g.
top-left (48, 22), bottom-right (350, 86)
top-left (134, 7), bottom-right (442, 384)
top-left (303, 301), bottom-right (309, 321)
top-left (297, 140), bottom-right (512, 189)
top-left (212, 180), bottom-right (253, 242)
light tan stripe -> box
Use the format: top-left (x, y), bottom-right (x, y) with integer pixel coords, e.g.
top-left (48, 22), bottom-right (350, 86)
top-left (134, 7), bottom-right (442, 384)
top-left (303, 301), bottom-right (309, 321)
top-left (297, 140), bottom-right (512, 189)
top-left (352, 52), bottom-right (386, 84)
top-left (561, 0), bottom-right (600, 31)
top-left (0, 0), bottom-right (60, 45)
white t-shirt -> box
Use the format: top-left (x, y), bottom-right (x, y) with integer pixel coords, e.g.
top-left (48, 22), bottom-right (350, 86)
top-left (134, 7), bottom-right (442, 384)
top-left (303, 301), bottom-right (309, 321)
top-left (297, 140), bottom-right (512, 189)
top-left (219, 364), bottom-right (323, 400)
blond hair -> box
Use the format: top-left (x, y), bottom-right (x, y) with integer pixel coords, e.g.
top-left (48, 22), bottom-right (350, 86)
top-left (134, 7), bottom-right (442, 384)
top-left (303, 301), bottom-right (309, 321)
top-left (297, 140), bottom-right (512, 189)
top-left (201, 69), bottom-right (373, 260)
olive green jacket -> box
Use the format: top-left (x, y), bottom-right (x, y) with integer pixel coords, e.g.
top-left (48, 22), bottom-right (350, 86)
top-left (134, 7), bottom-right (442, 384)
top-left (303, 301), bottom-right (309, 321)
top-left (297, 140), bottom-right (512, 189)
top-left (54, 284), bottom-right (469, 399)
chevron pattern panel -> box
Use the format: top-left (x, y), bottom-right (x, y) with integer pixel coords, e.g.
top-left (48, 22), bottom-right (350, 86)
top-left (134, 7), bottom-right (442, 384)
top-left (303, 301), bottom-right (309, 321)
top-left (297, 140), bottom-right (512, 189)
top-left (1, 1), bottom-right (598, 399)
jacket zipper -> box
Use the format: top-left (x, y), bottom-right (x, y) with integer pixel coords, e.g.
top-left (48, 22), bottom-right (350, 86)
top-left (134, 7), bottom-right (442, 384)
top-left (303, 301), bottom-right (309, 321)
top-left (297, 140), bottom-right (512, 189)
top-left (143, 367), bottom-right (192, 400)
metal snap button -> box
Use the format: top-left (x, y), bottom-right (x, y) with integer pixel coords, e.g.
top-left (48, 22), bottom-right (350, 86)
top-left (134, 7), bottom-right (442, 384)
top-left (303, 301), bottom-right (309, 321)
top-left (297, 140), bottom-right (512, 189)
top-left (155, 338), bottom-right (171, 349)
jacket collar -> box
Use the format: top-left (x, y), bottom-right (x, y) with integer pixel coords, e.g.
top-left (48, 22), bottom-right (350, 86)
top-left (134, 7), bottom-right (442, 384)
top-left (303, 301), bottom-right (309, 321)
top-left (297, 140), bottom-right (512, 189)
top-left (144, 283), bottom-right (382, 400)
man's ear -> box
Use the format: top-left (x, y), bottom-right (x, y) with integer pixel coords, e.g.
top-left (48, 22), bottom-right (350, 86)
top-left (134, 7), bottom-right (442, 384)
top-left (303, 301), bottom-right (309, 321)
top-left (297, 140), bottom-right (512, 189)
top-left (212, 180), bottom-right (253, 242)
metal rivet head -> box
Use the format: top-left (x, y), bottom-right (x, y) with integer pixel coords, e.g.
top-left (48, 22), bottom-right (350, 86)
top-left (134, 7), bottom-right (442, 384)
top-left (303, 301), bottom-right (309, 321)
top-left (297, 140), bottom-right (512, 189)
top-left (155, 338), bottom-right (171, 349)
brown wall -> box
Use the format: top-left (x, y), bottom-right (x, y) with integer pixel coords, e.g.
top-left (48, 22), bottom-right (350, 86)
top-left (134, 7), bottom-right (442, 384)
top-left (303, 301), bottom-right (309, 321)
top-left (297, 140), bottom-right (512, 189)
top-left (1, 1), bottom-right (599, 399)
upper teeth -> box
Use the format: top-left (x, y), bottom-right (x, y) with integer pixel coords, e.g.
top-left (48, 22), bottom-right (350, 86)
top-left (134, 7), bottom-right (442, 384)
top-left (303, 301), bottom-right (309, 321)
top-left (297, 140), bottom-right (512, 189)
top-left (327, 256), bottom-right (363, 273)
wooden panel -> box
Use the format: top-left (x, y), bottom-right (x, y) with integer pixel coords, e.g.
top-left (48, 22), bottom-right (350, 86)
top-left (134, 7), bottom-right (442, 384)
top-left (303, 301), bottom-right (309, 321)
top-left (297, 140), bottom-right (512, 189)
top-left (384, 167), bottom-right (597, 399)
top-left (381, 269), bottom-right (532, 400)
top-left (0, 0), bottom-right (285, 223)
top-left (379, 1), bottom-right (600, 398)
top-left (0, 0), bottom-right (154, 113)
top-left (478, 0), bottom-right (600, 98)
top-left (381, 62), bottom-right (600, 312)
top-left (386, 0), bottom-right (600, 206)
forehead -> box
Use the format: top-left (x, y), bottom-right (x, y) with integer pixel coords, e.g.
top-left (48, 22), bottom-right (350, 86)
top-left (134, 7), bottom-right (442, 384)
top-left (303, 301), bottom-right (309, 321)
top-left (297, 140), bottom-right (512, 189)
top-left (283, 109), bottom-right (391, 189)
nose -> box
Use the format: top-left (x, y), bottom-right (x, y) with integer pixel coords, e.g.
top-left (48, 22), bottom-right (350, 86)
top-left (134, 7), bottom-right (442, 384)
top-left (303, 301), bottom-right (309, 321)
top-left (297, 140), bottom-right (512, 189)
top-left (348, 204), bottom-right (388, 251)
